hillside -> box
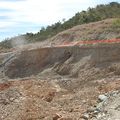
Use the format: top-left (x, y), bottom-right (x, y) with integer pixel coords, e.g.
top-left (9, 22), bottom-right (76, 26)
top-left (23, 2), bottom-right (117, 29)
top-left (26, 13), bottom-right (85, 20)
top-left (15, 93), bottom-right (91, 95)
top-left (48, 18), bottom-right (120, 44)
top-left (0, 2), bottom-right (120, 51)
top-left (0, 18), bottom-right (120, 53)
top-left (0, 42), bottom-right (120, 119)
top-left (0, 2), bottom-right (120, 120)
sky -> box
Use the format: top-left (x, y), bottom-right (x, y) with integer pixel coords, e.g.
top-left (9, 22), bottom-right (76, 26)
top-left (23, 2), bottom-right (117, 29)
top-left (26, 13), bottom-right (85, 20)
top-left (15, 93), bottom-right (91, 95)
top-left (0, 0), bottom-right (120, 41)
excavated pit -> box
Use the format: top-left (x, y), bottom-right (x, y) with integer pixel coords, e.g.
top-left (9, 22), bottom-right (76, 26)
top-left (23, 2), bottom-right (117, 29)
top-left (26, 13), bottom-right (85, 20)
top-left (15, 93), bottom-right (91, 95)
top-left (4, 44), bottom-right (120, 79)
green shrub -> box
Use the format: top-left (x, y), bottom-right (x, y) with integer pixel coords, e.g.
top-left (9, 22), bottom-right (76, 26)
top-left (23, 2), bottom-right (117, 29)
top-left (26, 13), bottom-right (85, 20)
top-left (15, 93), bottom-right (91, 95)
top-left (116, 36), bottom-right (120, 39)
top-left (112, 19), bottom-right (120, 28)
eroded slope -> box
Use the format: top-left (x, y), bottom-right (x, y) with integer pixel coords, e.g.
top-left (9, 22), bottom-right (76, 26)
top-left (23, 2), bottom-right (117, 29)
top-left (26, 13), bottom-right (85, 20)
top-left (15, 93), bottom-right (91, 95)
top-left (4, 44), bottom-right (120, 79)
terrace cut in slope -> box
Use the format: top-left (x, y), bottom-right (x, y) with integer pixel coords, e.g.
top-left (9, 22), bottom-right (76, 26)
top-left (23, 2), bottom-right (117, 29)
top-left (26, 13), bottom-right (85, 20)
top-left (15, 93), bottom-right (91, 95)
top-left (4, 43), bottom-right (120, 80)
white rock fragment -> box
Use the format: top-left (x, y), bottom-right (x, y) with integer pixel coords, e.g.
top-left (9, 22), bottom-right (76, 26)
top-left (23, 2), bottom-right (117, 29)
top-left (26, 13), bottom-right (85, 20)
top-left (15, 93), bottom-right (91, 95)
top-left (98, 94), bottom-right (108, 102)
top-left (82, 113), bottom-right (89, 120)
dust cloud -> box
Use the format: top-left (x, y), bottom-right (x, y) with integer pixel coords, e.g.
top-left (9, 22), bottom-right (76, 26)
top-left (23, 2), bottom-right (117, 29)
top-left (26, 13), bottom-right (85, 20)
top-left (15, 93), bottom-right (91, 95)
top-left (11, 36), bottom-right (27, 50)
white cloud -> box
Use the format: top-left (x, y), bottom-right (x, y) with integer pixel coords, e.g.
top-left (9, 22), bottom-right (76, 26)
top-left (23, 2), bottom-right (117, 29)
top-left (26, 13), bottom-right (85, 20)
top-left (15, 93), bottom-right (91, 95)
top-left (0, 0), bottom-right (98, 25)
top-left (0, 21), bottom-right (16, 28)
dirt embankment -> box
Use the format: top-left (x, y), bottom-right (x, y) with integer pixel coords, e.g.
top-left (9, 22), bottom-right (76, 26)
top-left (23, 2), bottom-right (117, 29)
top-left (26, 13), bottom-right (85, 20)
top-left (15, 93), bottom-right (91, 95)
top-left (0, 43), bottom-right (120, 119)
top-left (4, 43), bottom-right (120, 79)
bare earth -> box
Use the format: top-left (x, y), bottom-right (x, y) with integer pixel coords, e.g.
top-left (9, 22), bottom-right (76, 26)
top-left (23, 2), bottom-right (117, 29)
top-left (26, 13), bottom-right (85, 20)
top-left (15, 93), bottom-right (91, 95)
top-left (0, 43), bottom-right (120, 120)
top-left (0, 19), bottom-right (120, 120)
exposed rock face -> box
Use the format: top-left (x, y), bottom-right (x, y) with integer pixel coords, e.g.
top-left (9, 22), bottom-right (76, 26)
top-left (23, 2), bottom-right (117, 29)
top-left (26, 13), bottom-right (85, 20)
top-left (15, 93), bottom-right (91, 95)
top-left (4, 44), bottom-right (120, 79)
top-left (4, 47), bottom-right (73, 78)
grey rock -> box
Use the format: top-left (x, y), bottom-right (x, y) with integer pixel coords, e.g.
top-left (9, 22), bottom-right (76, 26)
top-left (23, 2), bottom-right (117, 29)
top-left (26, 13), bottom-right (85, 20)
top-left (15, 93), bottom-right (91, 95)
top-left (98, 94), bottom-right (108, 102)
top-left (87, 107), bottom-right (96, 113)
top-left (82, 113), bottom-right (89, 120)
top-left (93, 110), bottom-right (100, 114)
top-left (96, 102), bottom-right (104, 112)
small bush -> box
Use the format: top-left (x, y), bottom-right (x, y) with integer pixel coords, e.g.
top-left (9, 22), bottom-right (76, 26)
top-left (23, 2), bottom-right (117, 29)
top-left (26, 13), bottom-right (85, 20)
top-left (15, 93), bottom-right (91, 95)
top-left (116, 36), bottom-right (120, 39)
top-left (112, 19), bottom-right (120, 28)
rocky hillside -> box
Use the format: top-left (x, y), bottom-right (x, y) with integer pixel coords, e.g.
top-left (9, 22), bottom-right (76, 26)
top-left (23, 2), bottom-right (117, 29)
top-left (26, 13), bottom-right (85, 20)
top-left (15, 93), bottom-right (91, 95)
top-left (0, 18), bottom-right (120, 53)
top-left (48, 18), bottom-right (120, 45)
top-left (0, 2), bottom-right (120, 51)
top-left (0, 2), bottom-right (120, 120)
top-left (0, 42), bottom-right (120, 119)
top-left (4, 43), bottom-right (120, 79)
top-left (0, 21), bottom-right (120, 119)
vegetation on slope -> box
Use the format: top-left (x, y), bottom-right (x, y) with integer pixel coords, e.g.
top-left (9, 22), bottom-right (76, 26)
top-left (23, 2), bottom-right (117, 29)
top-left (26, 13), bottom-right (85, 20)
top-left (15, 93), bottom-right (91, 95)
top-left (49, 18), bottom-right (120, 43)
top-left (0, 2), bottom-right (120, 50)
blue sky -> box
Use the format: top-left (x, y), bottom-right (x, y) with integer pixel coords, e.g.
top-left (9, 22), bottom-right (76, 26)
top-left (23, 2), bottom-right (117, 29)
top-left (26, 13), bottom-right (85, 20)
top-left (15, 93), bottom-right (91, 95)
top-left (0, 0), bottom-right (120, 41)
